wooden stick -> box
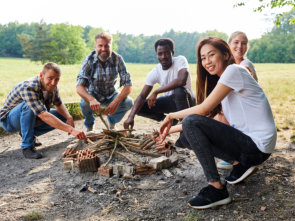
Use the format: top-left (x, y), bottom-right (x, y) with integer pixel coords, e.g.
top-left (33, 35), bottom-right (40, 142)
top-left (115, 151), bottom-right (140, 167)
top-left (124, 145), bottom-right (162, 157)
top-left (119, 141), bottom-right (145, 165)
top-left (88, 136), bottom-right (108, 149)
top-left (140, 138), bottom-right (153, 147)
top-left (87, 138), bottom-right (94, 144)
top-left (91, 146), bottom-right (113, 153)
top-left (143, 140), bottom-right (156, 150)
top-left (120, 140), bottom-right (141, 148)
top-left (104, 135), bottom-right (119, 167)
top-left (87, 134), bottom-right (105, 140)
top-left (120, 137), bottom-right (142, 142)
top-left (99, 108), bottom-right (110, 130)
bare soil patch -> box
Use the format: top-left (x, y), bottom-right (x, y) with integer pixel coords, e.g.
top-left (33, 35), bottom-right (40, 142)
top-left (0, 115), bottom-right (294, 221)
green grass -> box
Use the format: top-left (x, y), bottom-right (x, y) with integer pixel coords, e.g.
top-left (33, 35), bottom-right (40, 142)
top-left (24, 211), bottom-right (42, 220)
top-left (1, 58), bottom-right (295, 140)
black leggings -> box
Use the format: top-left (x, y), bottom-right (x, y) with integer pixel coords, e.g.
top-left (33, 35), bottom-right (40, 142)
top-left (179, 114), bottom-right (270, 182)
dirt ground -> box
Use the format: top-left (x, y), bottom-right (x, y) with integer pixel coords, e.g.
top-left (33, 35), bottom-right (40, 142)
top-left (0, 115), bottom-right (294, 221)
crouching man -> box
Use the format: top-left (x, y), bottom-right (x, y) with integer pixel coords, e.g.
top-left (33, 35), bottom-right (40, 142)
top-left (0, 62), bottom-right (87, 159)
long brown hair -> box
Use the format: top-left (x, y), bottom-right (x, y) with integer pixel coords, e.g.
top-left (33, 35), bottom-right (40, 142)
top-left (196, 37), bottom-right (236, 117)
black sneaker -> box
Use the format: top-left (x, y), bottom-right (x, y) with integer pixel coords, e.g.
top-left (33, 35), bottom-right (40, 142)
top-left (22, 146), bottom-right (43, 159)
top-left (187, 185), bottom-right (231, 209)
top-left (225, 163), bottom-right (258, 184)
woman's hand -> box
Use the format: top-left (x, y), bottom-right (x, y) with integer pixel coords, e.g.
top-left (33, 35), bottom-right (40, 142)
top-left (159, 114), bottom-right (173, 142)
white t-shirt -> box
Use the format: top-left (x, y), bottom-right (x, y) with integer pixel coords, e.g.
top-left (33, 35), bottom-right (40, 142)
top-left (240, 59), bottom-right (258, 81)
top-left (219, 64), bottom-right (277, 153)
top-left (145, 56), bottom-right (193, 96)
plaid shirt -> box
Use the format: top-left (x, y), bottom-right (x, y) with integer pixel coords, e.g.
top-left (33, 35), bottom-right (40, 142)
top-left (76, 51), bottom-right (132, 103)
top-left (0, 76), bottom-right (62, 120)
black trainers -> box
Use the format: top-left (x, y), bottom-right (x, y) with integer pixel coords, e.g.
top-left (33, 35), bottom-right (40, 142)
top-left (225, 163), bottom-right (258, 184)
top-left (22, 146), bottom-right (43, 159)
top-left (188, 185), bottom-right (231, 209)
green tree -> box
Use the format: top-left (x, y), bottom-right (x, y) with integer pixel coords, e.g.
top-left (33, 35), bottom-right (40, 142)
top-left (0, 22), bottom-right (37, 57)
top-left (247, 9), bottom-right (295, 63)
top-left (235, 0), bottom-right (295, 25)
top-left (49, 23), bottom-right (88, 64)
top-left (18, 22), bottom-right (53, 64)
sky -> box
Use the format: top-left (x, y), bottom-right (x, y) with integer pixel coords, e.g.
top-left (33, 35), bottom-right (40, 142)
top-left (0, 0), bottom-right (291, 40)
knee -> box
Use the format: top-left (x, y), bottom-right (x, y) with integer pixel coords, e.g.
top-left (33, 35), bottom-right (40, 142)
top-left (80, 99), bottom-right (90, 110)
top-left (182, 115), bottom-right (195, 130)
top-left (173, 87), bottom-right (186, 97)
top-left (21, 102), bottom-right (35, 115)
top-left (182, 114), bottom-right (203, 131)
top-left (123, 97), bottom-right (134, 110)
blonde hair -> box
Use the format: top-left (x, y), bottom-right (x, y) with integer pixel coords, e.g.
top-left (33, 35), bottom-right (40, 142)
top-left (228, 31), bottom-right (248, 44)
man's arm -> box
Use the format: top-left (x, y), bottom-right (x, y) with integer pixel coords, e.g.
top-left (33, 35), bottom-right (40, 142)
top-left (55, 103), bottom-right (75, 128)
top-left (124, 85), bottom-right (153, 129)
top-left (76, 85), bottom-right (101, 114)
top-left (147, 68), bottom-right (188, 108)
top-left (105, 85), bottom-right (132, 115)
top-left (38, 111), bottom-right (87, 140)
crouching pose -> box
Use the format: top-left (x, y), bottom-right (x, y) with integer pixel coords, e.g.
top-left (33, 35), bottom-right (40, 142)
top-left (159, 37), bottom-right (277, 209)
top-left (0, 62), bottom-right (87, 159)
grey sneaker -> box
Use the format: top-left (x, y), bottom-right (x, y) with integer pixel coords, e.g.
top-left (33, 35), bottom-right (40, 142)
top-left (22, 146), bottom-right (43, 159)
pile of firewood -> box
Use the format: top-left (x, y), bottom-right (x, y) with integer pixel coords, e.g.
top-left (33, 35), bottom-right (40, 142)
top-left (62, 129), bottom-right (176, 177)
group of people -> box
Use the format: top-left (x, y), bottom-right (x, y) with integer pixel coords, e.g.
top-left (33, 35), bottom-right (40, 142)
top-left (0, 31), bottom-right (276, 209)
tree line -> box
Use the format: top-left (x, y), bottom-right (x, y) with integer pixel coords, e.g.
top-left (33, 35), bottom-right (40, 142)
top-left (0, 9), bottom-right (294, 64)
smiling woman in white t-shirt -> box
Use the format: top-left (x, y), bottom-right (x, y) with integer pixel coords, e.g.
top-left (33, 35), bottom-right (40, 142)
top-left (158, 37), bottom-right (276, 210)
top-left (228, 31), bottom-right (258, 81)
top-left (217, 31), bottom-right (258, 169)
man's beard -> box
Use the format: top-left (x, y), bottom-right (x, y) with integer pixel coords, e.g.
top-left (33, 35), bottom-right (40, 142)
top-left (98, 51), bottom-right (111, 62)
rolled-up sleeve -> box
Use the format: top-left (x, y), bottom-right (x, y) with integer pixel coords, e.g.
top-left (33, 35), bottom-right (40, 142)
top-left (117, 55), bottom-right (132, 87)
top-left (77, 56), bottom-right (91, 88)
top-left (20, 87), bottom-right (47, 115)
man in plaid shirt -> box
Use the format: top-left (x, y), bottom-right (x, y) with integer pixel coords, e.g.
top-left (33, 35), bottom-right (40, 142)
top-left (76, 32), bottom-right (133, 131)
top-left (0, 62), bottom-right (87, 159)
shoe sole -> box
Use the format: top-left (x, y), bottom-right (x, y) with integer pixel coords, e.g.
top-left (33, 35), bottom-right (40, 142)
top-left (217, 164), bottom-right (233, 170)
top-left (187, 197), bottom-right (232, 209)
top-left (226, 166), bottom-right (258, 185)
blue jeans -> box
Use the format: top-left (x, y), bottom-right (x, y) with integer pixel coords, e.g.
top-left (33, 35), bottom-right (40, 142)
top-left (138, 87), bottom-right (195, 121)
top-left (180, 114), bottom-right (270, 182)
top-left (0, 102), bottom-right (66, 149)
top-left (80, 94), bottom-right (133, 128)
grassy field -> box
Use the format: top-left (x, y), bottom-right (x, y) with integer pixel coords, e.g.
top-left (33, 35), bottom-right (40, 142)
top-left (0, 58), bottom-right (295, 141)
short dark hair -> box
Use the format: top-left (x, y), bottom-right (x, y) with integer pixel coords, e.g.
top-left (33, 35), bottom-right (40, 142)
top-left (154, 38), bottom-right (174, 52)
top-left (42, 62), bottom-right (61, 75)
